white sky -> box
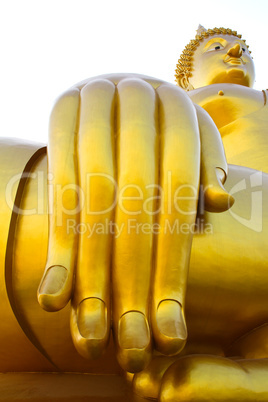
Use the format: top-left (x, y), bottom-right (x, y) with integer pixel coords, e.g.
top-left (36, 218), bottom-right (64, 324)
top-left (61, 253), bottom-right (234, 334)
top-left (1, 0), bottom-right (268, 143)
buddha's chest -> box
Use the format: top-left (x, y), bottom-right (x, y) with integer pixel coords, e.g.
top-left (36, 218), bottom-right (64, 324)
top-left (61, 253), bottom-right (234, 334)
top-left (189, 85), bottom-right (268, 172)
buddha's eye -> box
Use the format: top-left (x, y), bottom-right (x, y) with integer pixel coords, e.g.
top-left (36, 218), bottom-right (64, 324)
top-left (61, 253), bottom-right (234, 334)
top-left (206, 43), bottom-right (224, 52)
top-left (242, 48), bottom-right (246, 52)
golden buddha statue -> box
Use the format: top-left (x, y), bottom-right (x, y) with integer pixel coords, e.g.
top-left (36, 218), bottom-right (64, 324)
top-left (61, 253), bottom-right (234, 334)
top-left (0, 26), bottom-right (268, 401)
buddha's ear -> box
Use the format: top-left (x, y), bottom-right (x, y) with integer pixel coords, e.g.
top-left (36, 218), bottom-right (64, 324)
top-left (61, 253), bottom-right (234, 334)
top-left (176, 72), bottom-right (194, 91)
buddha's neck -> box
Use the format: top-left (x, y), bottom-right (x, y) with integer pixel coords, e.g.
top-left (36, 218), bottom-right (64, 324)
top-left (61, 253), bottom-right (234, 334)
top-left (187, 83), bottom-right (264, 130)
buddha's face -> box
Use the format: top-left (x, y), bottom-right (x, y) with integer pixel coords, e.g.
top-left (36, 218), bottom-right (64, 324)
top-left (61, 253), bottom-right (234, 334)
top-left (189, 34), bottom-right (255, 89)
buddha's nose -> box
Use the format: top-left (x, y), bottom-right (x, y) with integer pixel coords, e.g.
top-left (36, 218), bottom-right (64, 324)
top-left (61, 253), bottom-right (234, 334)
top-left (227, 43), bottom-right (242, 58)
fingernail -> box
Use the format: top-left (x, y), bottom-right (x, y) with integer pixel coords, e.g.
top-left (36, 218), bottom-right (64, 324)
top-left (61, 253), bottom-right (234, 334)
top-left (118, 311), bottom-right (150, 350)
top-left (117, 311), bottom-right (151, 372)
top-left (39, 265), bottom-right (67, 295)
top-left (156, 300), bottom-right (187, 340)
top-left (77, 298), bottom-right (107, 339)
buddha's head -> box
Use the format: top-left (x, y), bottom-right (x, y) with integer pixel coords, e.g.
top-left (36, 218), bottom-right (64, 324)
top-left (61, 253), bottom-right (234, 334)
top-left (175, 26), bottom-right (255, 90)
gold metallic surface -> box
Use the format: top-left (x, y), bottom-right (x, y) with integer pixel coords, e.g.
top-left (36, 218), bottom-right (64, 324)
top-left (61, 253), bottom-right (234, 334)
top-left (0, 372), bottom-right (133, 401)
top-left (159, 356), bottom-right (268, 401)
top-left (35, 73), bottom-right (230, 374)
top-left (1, 26), bottom-right (268, 401)
top-left (70, 79), bottom-right (116, 360)
top-left (0, 139), bottom-right (55, 372)
top-left (151, 84), bottom-right (199, 357)
top-left (113, 78), bottom-right (157, 372)
top-left (34, 75), bottom-right (229, 372)
top-left (10, 151), bottom-right (120, 374)
top-left (38, 88), bottom-right (80, 312)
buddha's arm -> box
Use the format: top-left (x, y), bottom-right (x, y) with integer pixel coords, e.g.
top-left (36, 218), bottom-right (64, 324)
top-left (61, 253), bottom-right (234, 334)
top-left (37, 74), bottom-right (233, 372)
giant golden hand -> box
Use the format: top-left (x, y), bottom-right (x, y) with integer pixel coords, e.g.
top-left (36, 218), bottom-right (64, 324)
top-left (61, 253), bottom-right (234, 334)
top-left (37, 74), bottom-right (233, 372)
top-left (2, 25), bottom-right (268, 401)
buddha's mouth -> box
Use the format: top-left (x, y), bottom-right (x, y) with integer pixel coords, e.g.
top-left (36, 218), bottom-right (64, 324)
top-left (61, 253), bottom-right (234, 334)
top-left (224, 57), bottom-right (245, 65)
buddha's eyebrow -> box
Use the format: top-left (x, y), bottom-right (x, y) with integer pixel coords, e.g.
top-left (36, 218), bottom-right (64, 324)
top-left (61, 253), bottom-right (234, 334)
top-left (203, 37), bottom-right (247, 53)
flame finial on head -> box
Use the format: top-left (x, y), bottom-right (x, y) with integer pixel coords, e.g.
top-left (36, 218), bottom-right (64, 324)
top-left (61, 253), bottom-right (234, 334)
top-left (196, 24), bottom-right (207, 36)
